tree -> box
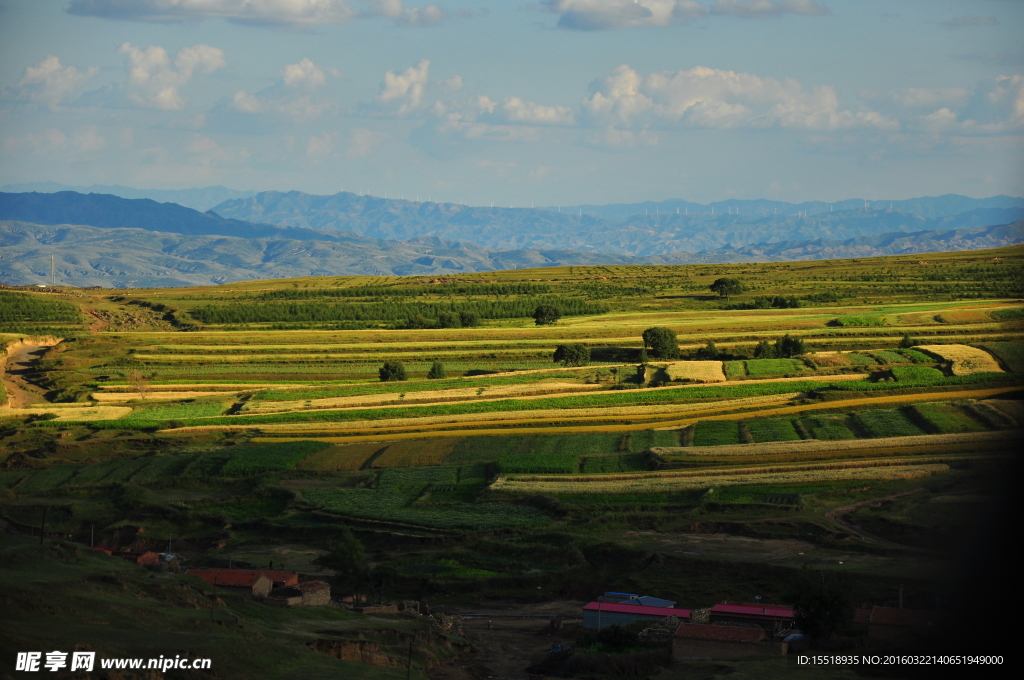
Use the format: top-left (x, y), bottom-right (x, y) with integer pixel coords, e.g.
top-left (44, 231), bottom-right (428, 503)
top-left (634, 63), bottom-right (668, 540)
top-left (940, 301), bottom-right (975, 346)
top-left (128, 369), bottom-right (150, 400)
top-left (553, 344), bottom-right (590, 367)
top-left (775, 334), bottom-right (806, 358)
top-left (459, 311), bottom-right (480, 327)
top-left (437, 311), bottom-right (461, 328)
top-left (789, 567), bottom-right (855, 641)
top-left (642, 327), bottom-right (679, 359)
top-left (754, 340), bottom-right (777, 359)
top-left (899, 333), bottom-right (916, 349)
top-left (312, 528), bottom-right (368, 605)
top-left (709, 277), bottom-right (746, 300)
top-left (379, 360), bottom-right (407, 382)
top-left (427, 361), bottom-right (447, 379)
top-left (405, 314), bottom-right (433, 329)
top-left (694, 340), bottom-right (720, 360)
top-left (533, 305), bottom-right (561, 325)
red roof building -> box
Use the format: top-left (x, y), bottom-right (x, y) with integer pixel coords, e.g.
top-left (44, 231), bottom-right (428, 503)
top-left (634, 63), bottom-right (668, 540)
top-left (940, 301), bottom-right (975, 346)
top-left (582, 601), bottom-right (691, 629)
top-left (186, 569), bottom-right (273, 597)
top-left (260, 570), bottom-right (299, 588)
top-left (708, 602), bottom-right (796, 633)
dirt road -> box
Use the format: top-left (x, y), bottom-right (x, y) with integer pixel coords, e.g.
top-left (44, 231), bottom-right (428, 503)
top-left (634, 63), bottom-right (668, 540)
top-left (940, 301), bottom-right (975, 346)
top-left (1, 340), bottom-right (57, 408)
top-left (825, 488), bottom-right (927, 550)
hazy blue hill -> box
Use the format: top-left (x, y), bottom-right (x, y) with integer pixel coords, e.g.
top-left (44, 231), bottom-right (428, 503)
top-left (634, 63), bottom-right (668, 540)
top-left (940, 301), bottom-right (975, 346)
top-left (0, 182), bottom-right (256, 212)
top-left (212, 190), bottom-right (1024, 256)
top-left (2, 219), bottom-right (1019, 288)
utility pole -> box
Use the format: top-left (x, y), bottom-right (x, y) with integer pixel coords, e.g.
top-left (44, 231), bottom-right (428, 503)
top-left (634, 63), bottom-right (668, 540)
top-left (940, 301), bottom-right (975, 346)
top-left (91, 525), bottom-right (94, 548)
top-left (39, 506), bottom-right (47, 545)
top-left (406, 639), bottom-right (413, 680)
top-left (51, 254), bottom-right (55, 286)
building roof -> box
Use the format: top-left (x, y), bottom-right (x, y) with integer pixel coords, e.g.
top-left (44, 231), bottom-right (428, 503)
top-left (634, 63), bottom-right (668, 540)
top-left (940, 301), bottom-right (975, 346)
top-left (583, 601), bottom-right (692, 618)
top-left (674, 623), bottom-right (767, 643)
top-left (261, 570), bottom-right (300, 585)
top-left (187, 569), bottom-right (271, 588)
top-left (710, 602), bottom-right (795, 619)
top-left (294, 580), bottom-right (330, 592)
top-left (635, 596), bottom-right (677, 608)
top-left (858, 606), bottom-right (945, 627)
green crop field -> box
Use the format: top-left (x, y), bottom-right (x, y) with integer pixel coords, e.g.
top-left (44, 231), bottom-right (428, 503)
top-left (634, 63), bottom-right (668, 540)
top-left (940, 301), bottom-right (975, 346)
top-left (870, 350), bottom-right (908, 364)
top-left (745, 418), bottom-right (802, 443)
top-left (832, 315), bottom-right (886, 326)
top-left (898, 349), bottom-right (934, 363)
top-left (799, 416), bottom-right (857, 440)
top-left (980, 342), bottom-right (1024, 373)
top-left (743, 359), bottom-right (806, 377)
top-left (628, 430), bottom-right (680, 450)
top-left (219, 441), bottom-right (330, 476)
top-left (854, 409), bottom-right (929, 438)
top-left (909, 403), bottom-right (988, 434)
top-left (891, 365), bottom-right (945, 382)
top-left (692, 420), bottom-right (742, 446)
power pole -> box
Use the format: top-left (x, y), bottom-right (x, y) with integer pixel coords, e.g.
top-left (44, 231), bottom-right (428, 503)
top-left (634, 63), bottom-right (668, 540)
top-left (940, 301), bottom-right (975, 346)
top-left (39, 506), bottom-right (47, 544)
top-left (51, 254), bottom-right (55, 286)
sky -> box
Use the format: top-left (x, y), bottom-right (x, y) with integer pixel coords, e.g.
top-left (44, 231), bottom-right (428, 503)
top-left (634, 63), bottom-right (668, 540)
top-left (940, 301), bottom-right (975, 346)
top-left (0, 0), bottom-right (1022, 206)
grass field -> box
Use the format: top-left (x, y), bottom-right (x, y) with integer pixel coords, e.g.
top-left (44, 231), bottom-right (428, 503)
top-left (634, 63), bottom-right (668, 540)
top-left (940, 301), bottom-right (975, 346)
top-left (854, 409), bottom-right (929, 438)
top-left (746, 418), bottom-right (803, 443)
top-left (692, 420), bottom-right (742, 446)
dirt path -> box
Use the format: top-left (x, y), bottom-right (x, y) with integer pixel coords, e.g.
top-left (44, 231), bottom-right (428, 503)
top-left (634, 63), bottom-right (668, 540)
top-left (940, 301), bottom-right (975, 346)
top-left (825, 488), bottom-right (928, 550)
top-left (1, 340), bottom-right (57, 408)
top-left (82, 308), bottom-right (110, 333)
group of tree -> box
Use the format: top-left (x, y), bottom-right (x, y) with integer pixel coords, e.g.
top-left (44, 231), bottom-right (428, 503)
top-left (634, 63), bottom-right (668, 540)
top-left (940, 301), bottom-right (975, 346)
top-left (754, 334), bottom-right (806, 358)
top-left (642, 327), bottom-right (679, 359)
top-left (379, 359), bottom-right (447, 380)
top-left (258, 282), bottom-right (552, 301)
top-left (553, 344), bottom-right (590, 366)
top-left (404, 311), bottom-right (480, 329)
top-left (311, 527), bottom-right (396, 607)
top-left (190, 297), bottom-right (607, 325)
top-left (748, 295), bottom-right (801, 309)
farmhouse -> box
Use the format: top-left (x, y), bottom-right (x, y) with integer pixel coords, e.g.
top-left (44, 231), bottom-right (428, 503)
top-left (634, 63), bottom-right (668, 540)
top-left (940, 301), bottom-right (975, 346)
top-left (708, 602), bottom-right (796, 634)
top-left (268, 580), bottom-right (332, 607)
top-left (582, 593), bottom-right (691, 629)
top-left (114, 550), bottom-right (161, 566)
top-left (672, 622), bottom-right (788, 659)
top-left (186, 569), bottom-right (273, 597)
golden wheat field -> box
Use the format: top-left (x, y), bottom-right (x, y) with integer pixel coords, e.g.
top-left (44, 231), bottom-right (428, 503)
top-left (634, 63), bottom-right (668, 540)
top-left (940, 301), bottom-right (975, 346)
top-left (662, 361), bottom-right (727, 382)
top-left (371, 439), bottom-right (460, 467)
top-left (915, 344), bottom-right (1004, 375)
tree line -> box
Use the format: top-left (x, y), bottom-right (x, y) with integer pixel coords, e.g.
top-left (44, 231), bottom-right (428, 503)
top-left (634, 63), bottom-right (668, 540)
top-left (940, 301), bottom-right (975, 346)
top-left (189, 297), bottom-right (610, 325)
top-left (256, 282), bottom-right (554, 300)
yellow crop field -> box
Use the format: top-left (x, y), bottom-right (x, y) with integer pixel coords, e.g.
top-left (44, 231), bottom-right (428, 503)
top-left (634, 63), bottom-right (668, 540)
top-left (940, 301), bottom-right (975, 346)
top-left (491, 462), bottom-right (952, 495)
top-left (92, 390), bottom-right (238, 402)
top-left (654, 429), bottom-right (1018, 458)
top-left (915, 344), bottom-right (1003, 375)
top-left (662, 361), bottom-right (727, 383)
top-left (12, 406), bottom-right (134, 421)
top-left (295, 443), bottom-right (384, 471)
top-left (371, 438), bottom-right (460, 468)
top-left (808, 352), bottom-right (851, 367)
top-left (937, 311), bottom-right (993, 324)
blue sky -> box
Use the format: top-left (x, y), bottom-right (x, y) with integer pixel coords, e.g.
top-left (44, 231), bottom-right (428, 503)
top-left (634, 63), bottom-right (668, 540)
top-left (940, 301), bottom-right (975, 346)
top-left (1, 0), bottom-right (1022, 205)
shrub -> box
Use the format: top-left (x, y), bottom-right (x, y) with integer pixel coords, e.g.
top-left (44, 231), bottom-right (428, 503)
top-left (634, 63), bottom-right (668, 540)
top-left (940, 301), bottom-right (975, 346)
top-left (694, 340), bottom-right (720, 360)
top-left (459, 311), bottom-right (480, 327)
top-left (436, 312), bottom-right (461, 328)
top-left (427, 361), bottom-right (447, 379)
top-left (533, 305), bottom-right (562, 325)
top-left (405, 314), bottom-right (434, 329)
top-left (379, 360), bottom-right (407, 382)
top-left (642, 327), bottom-right (679, 359)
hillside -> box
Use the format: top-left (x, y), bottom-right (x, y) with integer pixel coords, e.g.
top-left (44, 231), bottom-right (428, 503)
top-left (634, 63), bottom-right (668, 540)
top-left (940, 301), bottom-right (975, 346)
top-left (210, 190), bottom-right (1024, 256)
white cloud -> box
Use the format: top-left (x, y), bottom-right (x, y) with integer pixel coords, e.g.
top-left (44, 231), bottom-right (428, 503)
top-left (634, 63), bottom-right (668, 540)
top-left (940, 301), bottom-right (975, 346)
top-left (67, 0), bottom-right (449, 27)
top-left (3, 129), bottom-right (68, 154)
top-left (4, 55), bottom-right (98, 108)
top-left (710, 0), bottom-right (830, 18)
top-left (543, 0), bottom-right (706, 30)
top-left (74, 126), bottom-right (106, 152)
top-left (186, 133), bottom-right (250, 165)
top-left (861, 88), bottom-right (971, 111)
top-left (942, 15), bottom-right (998, 29)
top-left (863, 76), bottom-right (1024, 135)
top-left (232, 90), bottom-right (265, 113)
top-left (583, 64), bottom-right (893, 131)
top-left (307, 131), bottom-right (336, 160)
top-left (283, 58), bottom-right (326, 89)
top-left (119, 43), bottom-right (225, 110)
top-left (347, 127), bottom-right (387, 157)
top-left (501, 97), bottom-right (576, 126)
top-left (377, 59), bottom-right (430, 114)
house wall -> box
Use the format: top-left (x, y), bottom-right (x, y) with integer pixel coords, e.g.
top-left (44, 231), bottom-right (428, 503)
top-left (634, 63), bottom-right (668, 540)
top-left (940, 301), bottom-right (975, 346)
top-left (302, 588), bottom-right (331, 606)
top-left (673, 639), bottom-right (787, 659)
top-left (708, 614), bottom-right (794, 632)
top-left (582, 611), bottom-right (664, 630)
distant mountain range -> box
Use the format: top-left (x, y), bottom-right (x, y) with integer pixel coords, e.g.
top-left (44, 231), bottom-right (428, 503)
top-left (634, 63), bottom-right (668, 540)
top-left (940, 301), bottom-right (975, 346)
top-left (210, 190), bottom-right (1024, 256)
top-left (0, 182), bottom-right (256, 212)
top-left (0, 190), bottom-right (1021, 287)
